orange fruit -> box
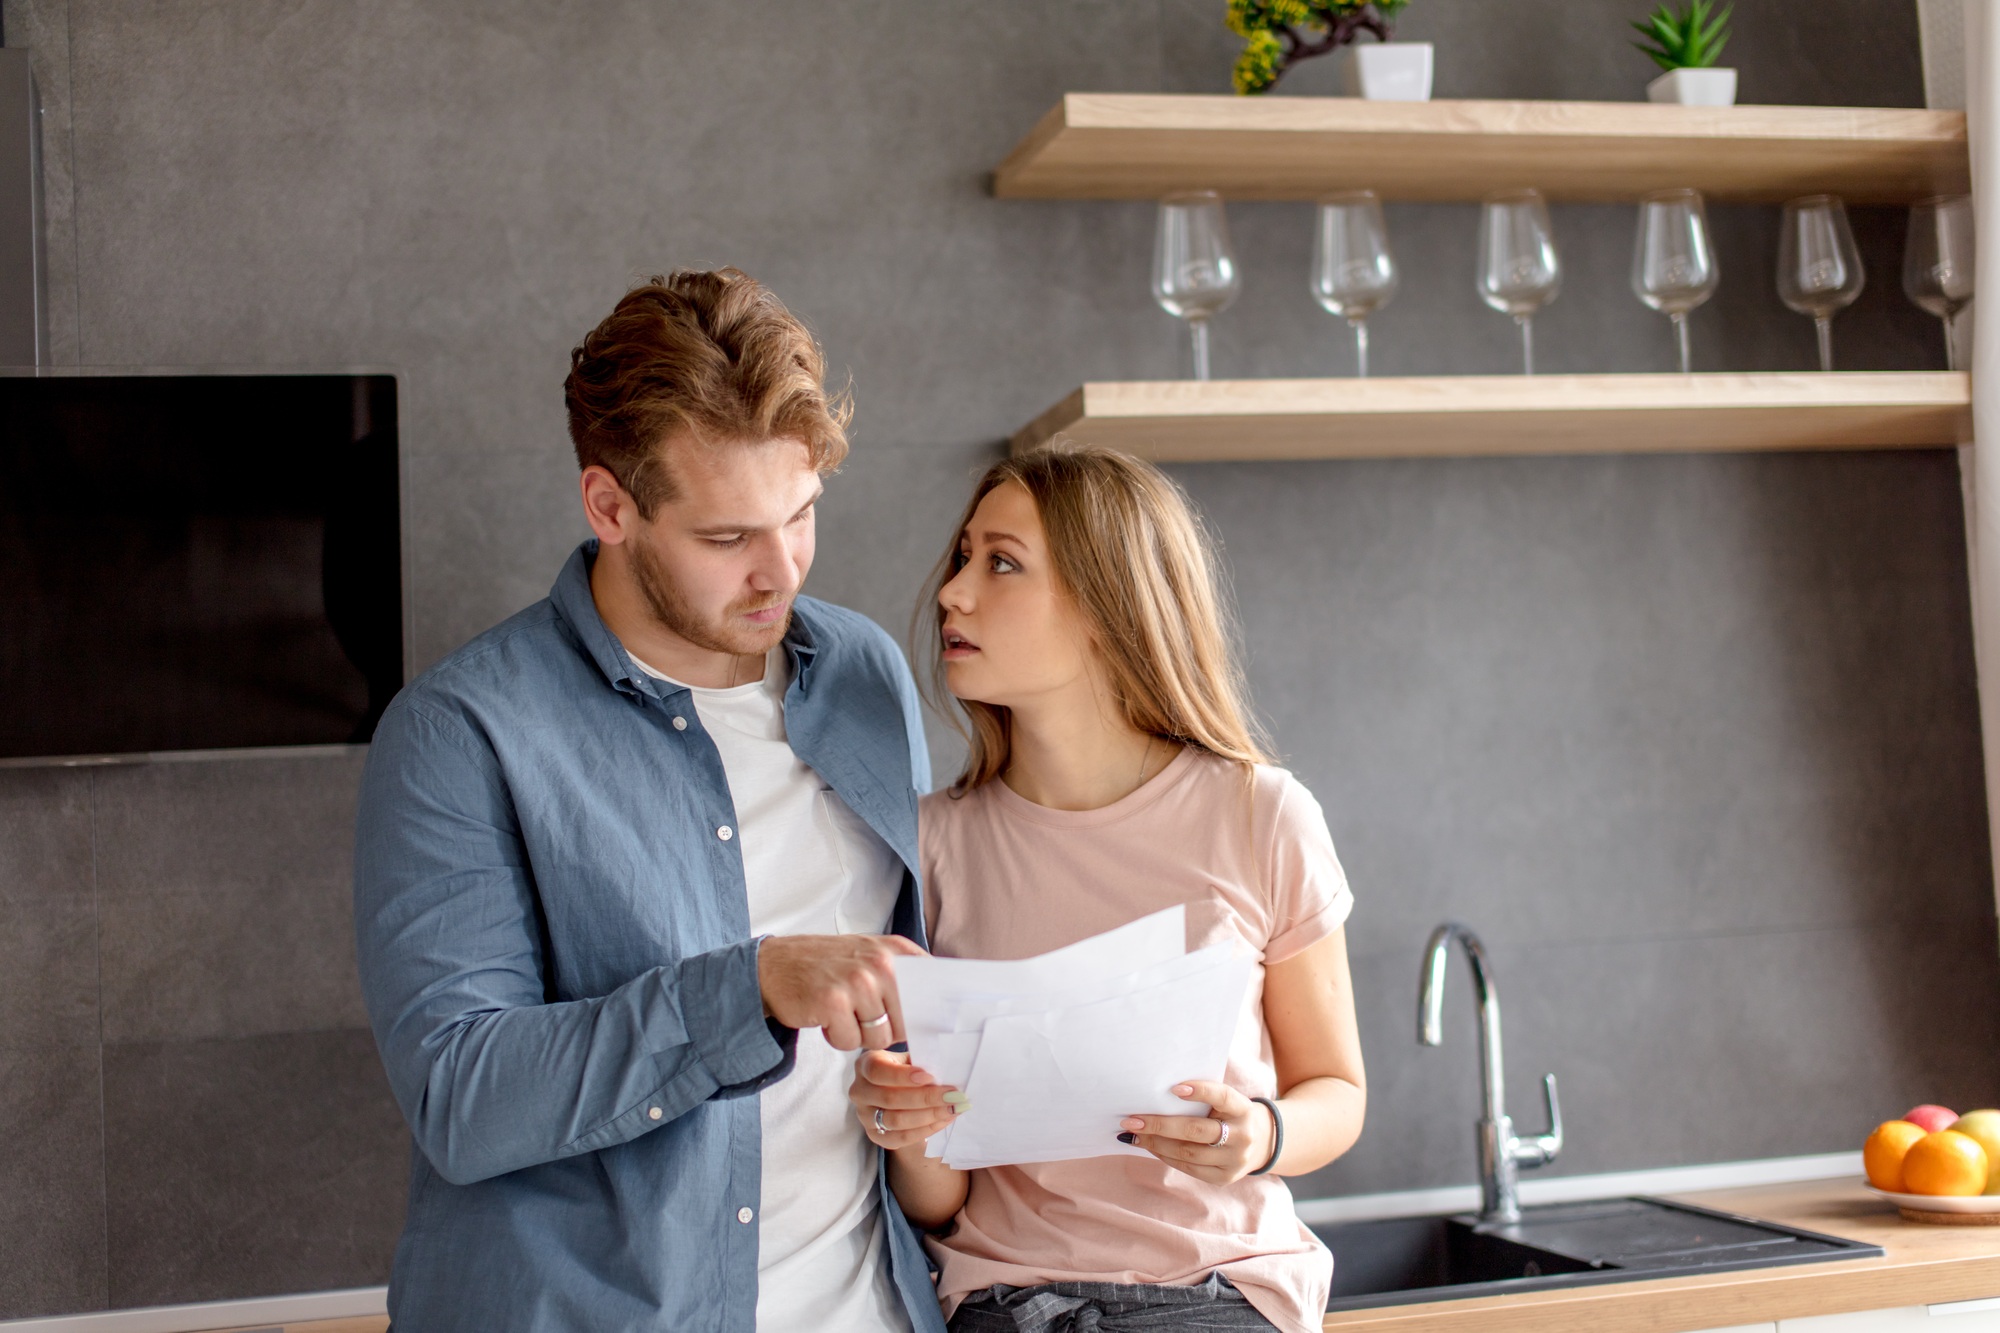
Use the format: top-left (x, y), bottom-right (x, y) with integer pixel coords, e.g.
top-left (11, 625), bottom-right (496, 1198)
top-left (1865, 1120), bottom-right (1928, 1191)
top-left (1902, 1130), bottom-right (1990, 1197)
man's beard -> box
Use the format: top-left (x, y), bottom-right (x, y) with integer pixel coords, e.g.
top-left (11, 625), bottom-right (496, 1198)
top-left (627, 533), bottom-right (793, 657)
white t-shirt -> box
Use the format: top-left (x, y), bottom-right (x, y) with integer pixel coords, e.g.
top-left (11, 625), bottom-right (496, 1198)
top-left (631, 647), bottom-right (913, 1333)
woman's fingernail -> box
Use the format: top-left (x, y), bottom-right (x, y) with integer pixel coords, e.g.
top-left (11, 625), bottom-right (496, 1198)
top-left (952, 1101), bottom-right (970, 1115)
top-left (1116, 1132), bottom-right (1137, 1145)
top-left (1174, 1084), bottom-right (1194, 1097)
top-left (1120, 1117), bottom-right (1145, 1130)
top-left (942, 1090), bottom-right (969, 1105)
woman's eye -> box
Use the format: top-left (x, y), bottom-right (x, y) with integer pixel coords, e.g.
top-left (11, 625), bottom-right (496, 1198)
top-left (990, 553), bottom-right (1018, 574)
top-left (950, 549), bottom-right (970, 571)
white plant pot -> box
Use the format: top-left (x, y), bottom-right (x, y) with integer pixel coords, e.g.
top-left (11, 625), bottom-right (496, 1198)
top-left (1646, 66), bottom-right (1737, 105)
top-left (1340, 42), bottom-right (1434, 102)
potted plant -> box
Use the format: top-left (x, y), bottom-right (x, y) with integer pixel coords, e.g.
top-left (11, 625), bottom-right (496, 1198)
top-left (1633, 0), bottom-right (1736, 106)
top-left (1228, 1), bottom-right (1430, 101)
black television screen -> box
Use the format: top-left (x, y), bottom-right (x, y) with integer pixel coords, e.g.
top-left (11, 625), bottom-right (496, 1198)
top-left (0, 373), bottom-right (402, 761)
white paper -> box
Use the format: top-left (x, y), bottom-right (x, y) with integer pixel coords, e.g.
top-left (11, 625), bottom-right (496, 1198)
top-left (894, 906), bottom-right (1185, 1087)
top-left (890, 907), bottom-right (1255, 1170)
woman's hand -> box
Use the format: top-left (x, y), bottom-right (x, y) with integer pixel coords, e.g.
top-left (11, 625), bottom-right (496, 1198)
top-left (849, 1050), bottom-right (964, 1150)
top-left (1120, 1081), bottom-right (1274, 1186)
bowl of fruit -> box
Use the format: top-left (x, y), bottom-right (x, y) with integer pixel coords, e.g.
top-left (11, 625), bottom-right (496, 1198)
top-left (1864, 1105), bottom-right (2000, 1223)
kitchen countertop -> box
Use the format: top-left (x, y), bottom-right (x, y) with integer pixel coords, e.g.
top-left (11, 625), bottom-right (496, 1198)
top-left (1319, 1178), bottom-right (2000, 1333)
top-left (180, 1179), bottom-right (2000, 1333)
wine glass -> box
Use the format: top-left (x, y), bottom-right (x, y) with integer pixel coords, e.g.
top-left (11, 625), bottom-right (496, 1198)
top-left (1153, 190), bottom-right (1241, 381)
top-left (1903, 194), bottom-right (1975, 370)
top-left (1477, 189), bottom-right (1562, 375)
top-left (1311, 190), bottom-right (1399, 378)
top-left (1777, 195), bottom-right (1865, 372)
top-left (1632, 188), bottom-right (1719, 374)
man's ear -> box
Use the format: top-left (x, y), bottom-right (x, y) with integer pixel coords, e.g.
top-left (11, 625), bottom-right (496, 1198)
top-left (580, 465), bottom-right (637, 546)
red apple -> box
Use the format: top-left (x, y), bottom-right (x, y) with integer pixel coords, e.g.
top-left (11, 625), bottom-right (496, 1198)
top-left (1906, 1104), bottom-right (1959, 1133)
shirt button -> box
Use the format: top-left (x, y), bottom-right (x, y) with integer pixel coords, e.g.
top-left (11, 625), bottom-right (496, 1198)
top-left (718, 825), bottom-right (733, 841)
top-left (647, 1106), bottom-right (662, 1121)
top-left (671, 716), bottom-right (687, 731)
top-left (737, 1206), bottom-right (754, 1224)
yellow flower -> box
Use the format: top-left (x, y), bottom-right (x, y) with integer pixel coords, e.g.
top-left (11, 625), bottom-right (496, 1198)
top-left (1233, 28), bottom-right (1285, 93)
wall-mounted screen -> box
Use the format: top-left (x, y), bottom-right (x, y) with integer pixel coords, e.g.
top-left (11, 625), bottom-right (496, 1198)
top-left (0, 373), bottom-right (402, 761)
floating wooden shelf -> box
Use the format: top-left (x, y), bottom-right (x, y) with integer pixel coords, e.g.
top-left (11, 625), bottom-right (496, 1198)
top-left (992, 95), bottom-right (1969, 204)
top-left (1009, 372), bottom-right (1972, 462)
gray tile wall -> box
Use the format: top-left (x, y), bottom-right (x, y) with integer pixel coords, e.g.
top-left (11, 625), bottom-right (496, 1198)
top-left (2, 0), bottom-right (1994, 1317)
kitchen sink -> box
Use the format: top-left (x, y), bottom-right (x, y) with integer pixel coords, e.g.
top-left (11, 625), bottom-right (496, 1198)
top-left (1314, 1195), bottom-right (1884, 1311)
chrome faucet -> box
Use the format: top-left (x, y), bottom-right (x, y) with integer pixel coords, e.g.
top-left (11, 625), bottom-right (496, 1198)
top-left (1417, 922), bottom-right (1563, 1226)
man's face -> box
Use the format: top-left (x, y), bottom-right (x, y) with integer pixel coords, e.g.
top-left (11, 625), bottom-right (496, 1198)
top-left (621, 435), bottom-right (822, 657)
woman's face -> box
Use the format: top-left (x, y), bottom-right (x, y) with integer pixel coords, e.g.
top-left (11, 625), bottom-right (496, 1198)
top-left (936, 481), bottom-right (1098, 711)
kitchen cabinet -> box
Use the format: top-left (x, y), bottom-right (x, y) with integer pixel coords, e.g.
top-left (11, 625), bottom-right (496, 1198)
top-left (1781, 1301), bottom-right (2000, 1333)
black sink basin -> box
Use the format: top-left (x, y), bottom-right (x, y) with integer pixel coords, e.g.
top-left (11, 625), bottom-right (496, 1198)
top-left (1314, 1196), bottom-right (1884, 1311)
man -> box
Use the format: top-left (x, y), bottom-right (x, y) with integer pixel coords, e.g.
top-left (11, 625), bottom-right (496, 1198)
top-left (353, 269), bottom-right (947, 1332)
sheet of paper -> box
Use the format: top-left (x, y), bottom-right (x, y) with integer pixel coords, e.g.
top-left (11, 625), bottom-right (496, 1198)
top-left (893, 904), bottom-right (1186, 1083)
top-left (943, 943), bottom-right (1254, 1169)
top-left (891, 906), bottom-right (1195, 1164)
top-left (912, 935), bottom-right (1251, 1160)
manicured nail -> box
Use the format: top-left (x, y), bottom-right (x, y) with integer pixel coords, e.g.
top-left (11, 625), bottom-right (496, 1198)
top-left (953, 1101), bottom-right (970, 1115)
top-left (1120, 1117), bottom-right (1145, 1130)
top-left (1174, 1084), bottom-right (1193, 1097)
top-left (942, 1090), bottom-right (969, 1105)
top-left (1116, 1132), bottom-right (1137, 1145)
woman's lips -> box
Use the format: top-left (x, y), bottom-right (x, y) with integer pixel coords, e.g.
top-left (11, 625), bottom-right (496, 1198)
top-left (942, 628), bottom-right (979, 660)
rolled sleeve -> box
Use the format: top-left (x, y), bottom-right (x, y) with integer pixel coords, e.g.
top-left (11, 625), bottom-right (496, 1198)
top-left (677, 936), bottom-right (797, 1095)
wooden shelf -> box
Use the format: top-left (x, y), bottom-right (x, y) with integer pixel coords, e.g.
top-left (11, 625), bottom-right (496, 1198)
top-left (992, 95), bottom-right (1969, 204)
top-left (1009, 372), bottom-right (1972, 462)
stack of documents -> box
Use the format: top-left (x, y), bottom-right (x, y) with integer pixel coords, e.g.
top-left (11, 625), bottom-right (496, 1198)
top-left (892, 906), bottom-right (1254, 1170)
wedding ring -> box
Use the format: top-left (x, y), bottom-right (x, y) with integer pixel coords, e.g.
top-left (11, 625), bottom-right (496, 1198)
top-left (860, 1013), bottom-right (891, 1029)
top-left (873, 1108), bottom-right (889, 1134)
top-left (1215, 1120), bottom-right (1230, 1148)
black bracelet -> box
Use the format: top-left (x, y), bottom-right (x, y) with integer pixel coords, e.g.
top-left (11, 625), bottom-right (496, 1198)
top-left (1248, 1096), bottom-right (1284, 1176)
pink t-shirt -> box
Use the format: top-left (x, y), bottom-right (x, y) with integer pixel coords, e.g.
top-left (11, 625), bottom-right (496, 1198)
top-left (918, 748), bottom-right (1354, 1333)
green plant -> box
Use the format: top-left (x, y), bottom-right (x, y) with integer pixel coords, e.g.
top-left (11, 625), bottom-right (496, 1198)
top-left (1227, 0), bottom-right (1413, 96)
top-left (1631, 0), bottom-right (1733, 72)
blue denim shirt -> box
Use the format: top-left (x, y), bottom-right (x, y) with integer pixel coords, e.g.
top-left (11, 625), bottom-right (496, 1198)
top-left (353, 541), bottom-right (946, 1333)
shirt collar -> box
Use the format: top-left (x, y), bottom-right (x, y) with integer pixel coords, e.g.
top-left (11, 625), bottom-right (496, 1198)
top-left (549, 539), bottom-right (822, 699)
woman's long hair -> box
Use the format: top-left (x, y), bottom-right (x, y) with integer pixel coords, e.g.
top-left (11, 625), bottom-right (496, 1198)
top-left (920, 441), bottom-right (1274, 793)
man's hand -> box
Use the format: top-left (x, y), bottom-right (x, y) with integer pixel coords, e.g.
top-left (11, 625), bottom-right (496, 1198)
top-left (757, 934), bottom-right (923, 1051)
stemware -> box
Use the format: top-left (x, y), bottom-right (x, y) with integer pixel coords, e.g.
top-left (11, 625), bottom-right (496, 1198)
top-left (1632, 188), bottom-right (1718, 374)
top-left (1310, 191), bottom-right (1399, 378)
top-left (1477, 189), bottom-right (1562, 375)
top-left (1153, 190), bottom-right (1241, 381)
top-left (1903, 194), bottom-right (1976, 370)
top-left (1777, 195), bottom-right (1865, 372)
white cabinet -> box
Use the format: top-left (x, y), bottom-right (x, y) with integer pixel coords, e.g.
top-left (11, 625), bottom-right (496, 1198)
top-left (1780, 1300), bottom-right (2000, 1333)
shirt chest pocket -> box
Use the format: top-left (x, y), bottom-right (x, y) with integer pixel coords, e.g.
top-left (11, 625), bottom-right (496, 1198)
top-left (817, 788), bottom-right (903, 935)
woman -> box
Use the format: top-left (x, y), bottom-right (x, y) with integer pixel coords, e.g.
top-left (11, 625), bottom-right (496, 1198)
top-left (849, 443), bottom-right (1367, 1333)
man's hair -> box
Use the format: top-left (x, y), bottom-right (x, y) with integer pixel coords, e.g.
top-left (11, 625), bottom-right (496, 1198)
top-left (563, 268), bottom-right (850, 516)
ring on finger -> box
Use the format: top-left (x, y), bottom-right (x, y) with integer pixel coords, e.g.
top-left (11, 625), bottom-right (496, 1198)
top-left (1214, 1119), bottom-right (1230, 1148)
top-left (874, 1108), bottom-right (889, 1134)
top-left (860, 1013), bottom-right (891, 1030)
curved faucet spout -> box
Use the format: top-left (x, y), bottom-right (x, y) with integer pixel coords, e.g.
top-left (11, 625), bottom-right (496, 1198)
top-left (1417, 922), bottom-right (1506, 1127)
top-left (1415, 921), bottom-right (1562, 1226)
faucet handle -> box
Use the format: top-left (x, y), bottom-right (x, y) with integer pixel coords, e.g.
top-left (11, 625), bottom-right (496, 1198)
top-left (1511, 1073), bottom-right (1563, 1169)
